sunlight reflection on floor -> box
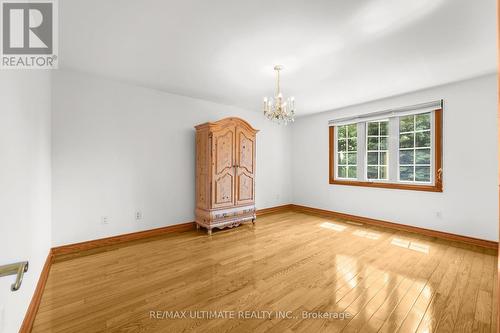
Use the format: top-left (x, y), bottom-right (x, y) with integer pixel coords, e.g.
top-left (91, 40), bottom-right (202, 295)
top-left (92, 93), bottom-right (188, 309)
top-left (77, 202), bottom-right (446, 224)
top-left (353, 229), bottom-right (381, 240)
top-left (391, 237), bottom-right (430, 254)
top-left (320, 222), bottom-right (348, 232)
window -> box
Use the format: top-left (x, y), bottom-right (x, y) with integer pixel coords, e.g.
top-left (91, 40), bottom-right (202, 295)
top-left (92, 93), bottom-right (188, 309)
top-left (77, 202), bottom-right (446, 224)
top-left (337, 124), bottom-right (357, 179)
top-left (398, 113), bottom-right (431, 183)
top-left (366, 120), bottom-right (389, 180)
top-left (329, 108), bottom-right (442, 192)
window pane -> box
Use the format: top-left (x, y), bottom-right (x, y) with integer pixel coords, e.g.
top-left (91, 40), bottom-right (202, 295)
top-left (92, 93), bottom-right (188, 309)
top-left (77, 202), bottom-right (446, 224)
top-left (415, 113), bottom-right (431, 130)
top-left (399, 150), bottom-right (414, 165)
top-left (400, 166), bottom-right (414, 181)
top-left (379, 152), bottom-right (387, 165)
top-left (347, 152), bottom-right (356, 164)
top-left (367, 137), bottom-right (379, 150)
top-left (366, 120), bottom-right (388, 181)
top-left (415, 149), bottom-right (430, 164)
top-left (367, 152), bottom-right (378, 165)
top-left (348, 166), bottom-right (357, 178)
top-left (348, 138), bottom-right (357, 151)
top-left (367, 166), bottom-right (378, 179)
top-left (415, 166), bottom-right (430, 182)
top-left (338, 152), bottom-right (346, 165)
top-left (380, 122), bottom-right (388, 135)
top-left (380, 166), bottom-right (388, 179)
top-left (380, 137), bottom-right (388, 150)
top-left (368, 122), bottom-right (379, 136)
top-left (400, 115), bottom-right (414, 132)
top-left (338, 125), bottom-right (346, 138)
top-left (338, 166), bottom-right (346, 178)
top-left (399, 133), bottom-right (414, 148)
top-left (338, 139), bottom-right (346, 152)
top-left (337, 123), bottom-right (357, 180)
top-left (416, 131), bottom-right (431, 148)
top-left (347, 124), bottom-right (357, 138)
top-left (397, 112), bottom-right (434, 184)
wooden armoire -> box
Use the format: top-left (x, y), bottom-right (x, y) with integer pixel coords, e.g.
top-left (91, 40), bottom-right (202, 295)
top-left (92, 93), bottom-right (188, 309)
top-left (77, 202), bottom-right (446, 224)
top-left (194, 117), bottom-right (258, 235)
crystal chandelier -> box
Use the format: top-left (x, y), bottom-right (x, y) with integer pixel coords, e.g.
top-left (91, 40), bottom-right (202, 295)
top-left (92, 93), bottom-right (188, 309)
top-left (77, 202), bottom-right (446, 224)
top-left (263, 65), bottom-right (295, 125)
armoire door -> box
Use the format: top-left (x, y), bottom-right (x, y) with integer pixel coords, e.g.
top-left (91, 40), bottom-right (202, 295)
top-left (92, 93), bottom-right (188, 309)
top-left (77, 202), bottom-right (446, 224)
top-left (211, 127), bottom-right (235, 208)
top-left (235, 126), bottom-right (256, 205)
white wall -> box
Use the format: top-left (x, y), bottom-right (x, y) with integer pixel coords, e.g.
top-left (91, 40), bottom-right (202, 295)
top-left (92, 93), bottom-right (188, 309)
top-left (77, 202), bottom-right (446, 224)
top-left (291, 74), bottom-right (498, 241)
top-left (52, 70), bottom-right (292, 246)
top-left (0, 72), bottom-right (52, 333)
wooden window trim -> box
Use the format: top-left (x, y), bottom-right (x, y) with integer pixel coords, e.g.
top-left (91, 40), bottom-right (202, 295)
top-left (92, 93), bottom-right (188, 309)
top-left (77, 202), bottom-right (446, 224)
top-left (329, 109), bottom-right (443, 192)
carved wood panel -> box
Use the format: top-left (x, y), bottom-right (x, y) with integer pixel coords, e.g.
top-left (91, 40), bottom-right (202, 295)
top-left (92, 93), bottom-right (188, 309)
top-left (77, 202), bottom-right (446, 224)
top-left (238, 131), bottom-right (254, 174)
top-left (212, 128), bottom-right (235, 208)
top-left (236, 127), bottom-right (255, 205)
top-left (195, 131), bottom-right (209, 209)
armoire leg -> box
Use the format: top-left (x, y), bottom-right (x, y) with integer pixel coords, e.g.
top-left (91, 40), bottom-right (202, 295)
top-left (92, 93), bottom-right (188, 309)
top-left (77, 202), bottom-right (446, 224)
top-left (252, 218), bottom-right (256, 225)
top-left (196, 224), bottom-right (200, 230)
top-left (207, 228), bottom-right (212, 236)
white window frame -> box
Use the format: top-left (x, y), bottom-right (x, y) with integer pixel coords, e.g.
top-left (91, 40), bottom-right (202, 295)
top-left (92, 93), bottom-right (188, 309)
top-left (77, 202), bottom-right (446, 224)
top-left (334, 123), bottom-right (358, 180)
top-left (397, 112), bottom-right (435, 185)
top-left (365, 119), bottom-right (390, 182)
top-left (333, 110), bottom-right (436, 187)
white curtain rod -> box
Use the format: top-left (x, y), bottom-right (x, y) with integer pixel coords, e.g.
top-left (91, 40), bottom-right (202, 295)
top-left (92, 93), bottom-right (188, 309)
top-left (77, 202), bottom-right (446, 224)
top-left (328, 100), bottom-right (443, 126)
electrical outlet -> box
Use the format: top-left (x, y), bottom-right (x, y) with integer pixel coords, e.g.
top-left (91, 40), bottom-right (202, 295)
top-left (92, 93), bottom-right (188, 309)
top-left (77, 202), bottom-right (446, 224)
top-left (135, 211), bottom-right (143, 221)
top-left (435, 211), bottom-right (442, 219)
top-left (101, 216), bottom-right (110, 225)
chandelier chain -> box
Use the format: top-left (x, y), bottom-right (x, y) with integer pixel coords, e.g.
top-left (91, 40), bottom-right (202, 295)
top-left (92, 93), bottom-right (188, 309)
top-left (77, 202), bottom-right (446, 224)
top-left (276, 68), bottom-right (280, 96)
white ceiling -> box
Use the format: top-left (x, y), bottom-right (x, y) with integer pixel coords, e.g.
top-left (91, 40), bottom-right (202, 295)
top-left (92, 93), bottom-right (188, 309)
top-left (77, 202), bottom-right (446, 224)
top-left (60, 0), bottom-right (497, 115)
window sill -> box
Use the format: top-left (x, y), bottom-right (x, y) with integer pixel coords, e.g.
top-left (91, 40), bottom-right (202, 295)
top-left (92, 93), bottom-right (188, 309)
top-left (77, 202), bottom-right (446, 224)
top-left (329, 179), bottom-right (443, 192)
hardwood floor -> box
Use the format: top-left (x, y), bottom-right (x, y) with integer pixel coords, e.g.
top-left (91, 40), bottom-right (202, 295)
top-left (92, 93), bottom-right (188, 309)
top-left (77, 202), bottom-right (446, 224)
top-left (32, 212), bottom-right (497, 332)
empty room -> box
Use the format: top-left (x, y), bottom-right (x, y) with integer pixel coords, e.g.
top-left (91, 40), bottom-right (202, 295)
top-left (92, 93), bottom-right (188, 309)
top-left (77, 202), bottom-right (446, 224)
top-left (1, 0), bottom-right (499, 332)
